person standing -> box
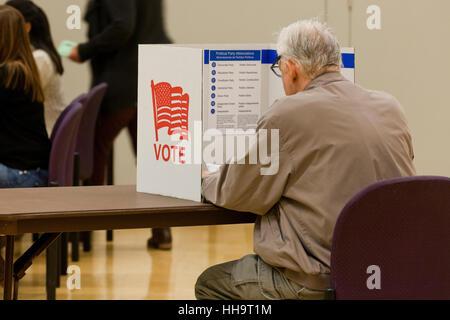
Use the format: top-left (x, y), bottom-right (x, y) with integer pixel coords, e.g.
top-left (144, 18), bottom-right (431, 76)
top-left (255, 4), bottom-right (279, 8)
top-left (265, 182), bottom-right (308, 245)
top-left (6, 0), bottom-right (65, 136)
top-left (69, 0), bottom-right (173, 249)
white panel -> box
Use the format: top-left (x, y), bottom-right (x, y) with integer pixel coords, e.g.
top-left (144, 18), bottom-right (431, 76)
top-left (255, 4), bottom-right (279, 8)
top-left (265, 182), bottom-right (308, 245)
top-left (137, 45), bottom-right (203, 202)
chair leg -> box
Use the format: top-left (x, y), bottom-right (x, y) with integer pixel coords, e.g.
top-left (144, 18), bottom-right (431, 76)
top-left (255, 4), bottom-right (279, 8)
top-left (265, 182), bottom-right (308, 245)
top-left (71, 153), bottom-right (82, 261)
top-left (56, 237), bottom-right (61, 288)
top-left (46, 240), bottom-right (58, 300)
top-left (71, 232), bottom-right (79, 262)
top-left (106, 151), bottom-right (115, 242)
top-left (73, 153), bottom-right (80, 187)
top-left (13, 277), bottom-right (19, 300)
top-left (81, 231), bottom-right (91, 252)
top-left (81, 179), bottom-right (93, 252)
top-left (106, 230), bottom-right (113, 242)
top-left (60, 233), bottom-right (68, 275)
top-left (32, 233), bottom-right (39, 242)
top-left (107, 148), bottom-right (114, 185)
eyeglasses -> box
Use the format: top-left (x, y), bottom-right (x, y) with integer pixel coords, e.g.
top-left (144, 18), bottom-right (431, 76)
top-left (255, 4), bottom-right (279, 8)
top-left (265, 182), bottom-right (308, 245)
top-left (271, 56), bottom-right (282, 78)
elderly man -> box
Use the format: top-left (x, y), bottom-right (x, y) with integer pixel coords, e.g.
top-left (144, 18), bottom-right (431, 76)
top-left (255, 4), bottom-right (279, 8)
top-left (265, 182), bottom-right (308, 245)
top-left (196, 20), bottom-right (416, 300)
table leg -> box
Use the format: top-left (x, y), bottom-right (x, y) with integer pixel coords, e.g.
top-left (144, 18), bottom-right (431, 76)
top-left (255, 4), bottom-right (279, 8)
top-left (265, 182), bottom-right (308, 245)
top-left (3, 235), bottom-right (14, 300)
top-left (11, 233), bottom-right (61, 300)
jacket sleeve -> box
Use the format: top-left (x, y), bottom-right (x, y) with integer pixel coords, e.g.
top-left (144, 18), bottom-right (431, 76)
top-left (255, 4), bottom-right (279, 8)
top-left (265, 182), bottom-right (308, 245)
top-left (78, 0), bottom-right (137, 61)
top-left (201, 115), bottom-right (292, 216)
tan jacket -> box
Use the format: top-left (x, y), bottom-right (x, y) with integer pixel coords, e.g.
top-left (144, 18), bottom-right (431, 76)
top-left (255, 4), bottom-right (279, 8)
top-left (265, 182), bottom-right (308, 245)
top-left (202, 72), bottom-right (416, 290)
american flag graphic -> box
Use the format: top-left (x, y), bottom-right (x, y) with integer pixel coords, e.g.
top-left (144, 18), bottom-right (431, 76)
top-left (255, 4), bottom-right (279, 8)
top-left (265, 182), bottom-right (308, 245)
top-left (151, 80), bottom-right (190, 142)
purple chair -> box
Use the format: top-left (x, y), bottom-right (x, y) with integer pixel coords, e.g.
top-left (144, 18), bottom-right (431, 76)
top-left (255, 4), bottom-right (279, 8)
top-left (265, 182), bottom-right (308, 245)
top-left (50, 93), bottom-right (86, 143)
top-left (331, 176), bottom-right (450, 300)
top-left (49, 99), bottom-right (87, 270)
top-left (48, 102), bottom-right (84, 187)
top-left (32, 94), bottom-right (86, 245)
top-left (71, 83), bottom-right (108, 253)
top-left (51, 84), bottom-right (107, 270)
top-left (18, 101), bottom-right (84, 301)
top-left (75, 83), bottom-right (108, 182)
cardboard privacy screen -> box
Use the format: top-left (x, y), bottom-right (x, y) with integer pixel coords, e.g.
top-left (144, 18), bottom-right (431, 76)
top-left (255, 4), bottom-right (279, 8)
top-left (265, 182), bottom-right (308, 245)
top-left (137, 44), bottom-right (355, 202)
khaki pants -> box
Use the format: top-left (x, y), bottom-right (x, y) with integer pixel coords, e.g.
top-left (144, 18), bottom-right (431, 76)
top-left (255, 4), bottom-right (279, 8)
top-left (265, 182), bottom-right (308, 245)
top-left (195, 254), bottom-right (332, 300)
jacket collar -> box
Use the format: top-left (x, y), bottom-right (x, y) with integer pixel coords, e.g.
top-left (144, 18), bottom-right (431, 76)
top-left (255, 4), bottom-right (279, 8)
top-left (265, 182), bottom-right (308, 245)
top-left (305, 71), bottom-right (348, 91)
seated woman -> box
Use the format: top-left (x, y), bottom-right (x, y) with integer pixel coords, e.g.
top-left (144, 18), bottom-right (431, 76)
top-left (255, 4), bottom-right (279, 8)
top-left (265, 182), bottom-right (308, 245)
top-left (0, 5), bottom-right (51, 189)
top-left (7, 0), bottom-right (65, 136)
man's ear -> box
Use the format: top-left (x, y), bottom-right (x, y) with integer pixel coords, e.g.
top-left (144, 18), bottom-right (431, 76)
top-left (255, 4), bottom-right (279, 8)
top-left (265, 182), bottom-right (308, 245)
top-left (25, 22), bottom-right (32, 33)
top-left (285, 59), bottom-right (299, 81)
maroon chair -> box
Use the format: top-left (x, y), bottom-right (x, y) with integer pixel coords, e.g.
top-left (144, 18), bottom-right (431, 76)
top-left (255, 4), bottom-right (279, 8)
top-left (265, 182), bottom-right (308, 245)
top-left (331, 176), bottom-right (450, 300)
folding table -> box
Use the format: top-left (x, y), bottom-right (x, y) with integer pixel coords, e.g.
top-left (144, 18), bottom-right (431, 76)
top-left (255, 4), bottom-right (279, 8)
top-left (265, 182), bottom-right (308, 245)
top-left (0, 185), bottom-right (256, 300)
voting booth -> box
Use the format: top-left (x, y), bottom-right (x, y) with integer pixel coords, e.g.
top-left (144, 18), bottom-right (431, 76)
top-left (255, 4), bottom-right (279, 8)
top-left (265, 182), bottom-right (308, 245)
top-left (137, 44), bottom-right (355, 202)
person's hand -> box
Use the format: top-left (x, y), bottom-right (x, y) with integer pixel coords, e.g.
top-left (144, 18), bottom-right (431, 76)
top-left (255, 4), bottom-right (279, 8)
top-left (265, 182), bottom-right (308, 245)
top-left (68, 46), bottom-right (82, 63)
top-left (202, 171), bottom-right (212, 179)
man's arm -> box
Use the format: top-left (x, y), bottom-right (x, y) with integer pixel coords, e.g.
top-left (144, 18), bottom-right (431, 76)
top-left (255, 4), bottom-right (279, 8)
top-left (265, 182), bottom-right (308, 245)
top-left (202, 117), bottom-right (292, 216)
top-left (77, 0), bottom-right (137, 62)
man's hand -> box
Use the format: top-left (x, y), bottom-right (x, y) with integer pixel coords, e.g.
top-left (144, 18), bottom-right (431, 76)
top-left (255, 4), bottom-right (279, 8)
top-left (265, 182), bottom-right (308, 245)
top-left (68, 46), bottom-right (82, 63)
top-left (202, 171), bottom-right (213, 179)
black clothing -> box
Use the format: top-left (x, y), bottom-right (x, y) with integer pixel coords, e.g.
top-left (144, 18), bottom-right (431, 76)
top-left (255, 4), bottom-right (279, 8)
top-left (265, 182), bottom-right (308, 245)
top-left (0, 84), bottom-right (51, 171)
top-left (78, 0), bottom-right (171, 115)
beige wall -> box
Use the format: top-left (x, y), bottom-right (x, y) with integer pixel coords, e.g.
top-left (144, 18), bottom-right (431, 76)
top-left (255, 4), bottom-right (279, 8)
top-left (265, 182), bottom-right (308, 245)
top-left (167, 0), bottom-right (450, 178)
top-left (351, 0), bottom-right (450, 177)
top-left (2, 0), bottom-right (449, 184)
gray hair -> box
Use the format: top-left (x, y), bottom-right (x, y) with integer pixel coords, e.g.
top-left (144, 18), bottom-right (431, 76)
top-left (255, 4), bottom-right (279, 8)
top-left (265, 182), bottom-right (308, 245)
top-left (277, 19), bottom-right (341, 78)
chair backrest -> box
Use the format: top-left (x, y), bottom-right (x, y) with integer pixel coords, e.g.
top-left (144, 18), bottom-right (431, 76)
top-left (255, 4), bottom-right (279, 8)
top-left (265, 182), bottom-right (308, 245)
top-left (75, 83), bottom-right (108, 180)
top-left (48, 102), bottom-right (84, 187)
top-left (330, 176), bottom-right (450, 300)
top-left (50, 93), bottom-right (86, 141)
